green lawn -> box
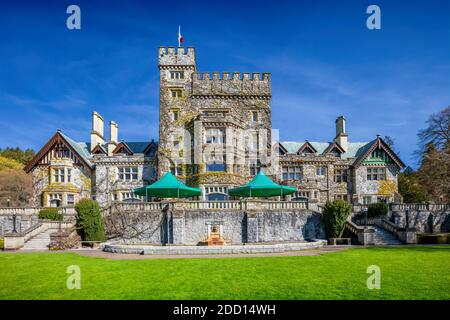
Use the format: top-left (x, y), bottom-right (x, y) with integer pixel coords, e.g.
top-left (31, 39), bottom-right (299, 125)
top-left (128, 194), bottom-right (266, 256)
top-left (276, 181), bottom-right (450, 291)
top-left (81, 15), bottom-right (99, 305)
top-left (0, 246), bottom-right (449, 300)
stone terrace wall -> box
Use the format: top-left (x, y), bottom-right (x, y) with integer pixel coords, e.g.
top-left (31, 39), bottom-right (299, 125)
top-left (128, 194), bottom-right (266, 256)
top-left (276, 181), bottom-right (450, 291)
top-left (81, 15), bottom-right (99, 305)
top-left (389, 208), bottom-right (450, 233)
top-left (104, 205), bottom-right (325, 245)
top-left (251, 210), bottom-right (325, 242)
top-left (0, 213), bottom-right (36, 236)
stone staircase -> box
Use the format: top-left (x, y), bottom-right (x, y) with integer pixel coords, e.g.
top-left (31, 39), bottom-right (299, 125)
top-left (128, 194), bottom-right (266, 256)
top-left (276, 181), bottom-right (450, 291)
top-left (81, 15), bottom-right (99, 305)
top-left (371, 225), bottom-right (402, 245)
top-left (22, 226), bottom-right (61, 250)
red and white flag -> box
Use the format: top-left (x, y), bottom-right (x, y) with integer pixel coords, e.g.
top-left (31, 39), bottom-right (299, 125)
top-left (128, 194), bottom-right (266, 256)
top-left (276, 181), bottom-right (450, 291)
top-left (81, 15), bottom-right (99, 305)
top-left (178, 25), bottom-right (184, 47)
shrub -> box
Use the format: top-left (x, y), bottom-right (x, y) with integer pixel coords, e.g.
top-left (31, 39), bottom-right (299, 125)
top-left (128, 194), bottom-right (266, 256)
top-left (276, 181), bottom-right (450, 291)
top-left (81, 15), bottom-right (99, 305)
top-left (322, 200), bottom-right (352, 238)
top-left (75, 199), bottom-right (106, 243)
top-left (38, 208), bottom-right (63, 221)
top-left (367, 202), bottom-right (388, 218)
top-left (0, 238), bottom-right (4, 250)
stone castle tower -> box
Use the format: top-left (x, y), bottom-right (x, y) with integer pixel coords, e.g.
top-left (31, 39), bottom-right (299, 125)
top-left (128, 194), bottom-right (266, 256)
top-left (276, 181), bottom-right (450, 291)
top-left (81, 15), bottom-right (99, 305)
top-left (157, 46), bottom-right (273, 199)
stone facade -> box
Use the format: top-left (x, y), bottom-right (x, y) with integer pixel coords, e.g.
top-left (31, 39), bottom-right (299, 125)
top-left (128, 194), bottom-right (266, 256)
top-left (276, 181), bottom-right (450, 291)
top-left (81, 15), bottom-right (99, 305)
top-left (24, 45), bottom-right (405, 208)
top-left (93, 154), bottom-right (157, 208)
top-left (157, 47), bottom-right (273, 200)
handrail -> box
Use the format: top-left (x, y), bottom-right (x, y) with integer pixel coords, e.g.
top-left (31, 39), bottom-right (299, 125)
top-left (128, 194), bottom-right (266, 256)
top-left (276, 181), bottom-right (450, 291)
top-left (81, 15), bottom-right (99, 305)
top-left (5, 222), bottom-right (44, 238)
top-left (381, 218), bottom-right (401, 234)
top-left (345, 218), bottom-right (366, 236)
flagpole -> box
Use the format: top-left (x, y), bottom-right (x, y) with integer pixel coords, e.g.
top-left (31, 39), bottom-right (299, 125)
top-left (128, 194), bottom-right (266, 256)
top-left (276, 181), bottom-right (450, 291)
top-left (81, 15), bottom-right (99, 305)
top-left (178, 25), bottom-right (181, 47)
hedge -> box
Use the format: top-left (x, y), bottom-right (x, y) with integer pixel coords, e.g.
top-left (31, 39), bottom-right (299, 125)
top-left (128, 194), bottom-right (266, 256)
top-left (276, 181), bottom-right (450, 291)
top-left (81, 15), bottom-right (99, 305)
top-left (38, 208), bottom-right (63, 221)
top-left (367, 202), bottom-right (388, 218)
top-left (75, 199), bottom-right (106, 243)
top-left (322, 200), bottom-right (352, 238)
top-left (0, 238), bottom-right (4, 250)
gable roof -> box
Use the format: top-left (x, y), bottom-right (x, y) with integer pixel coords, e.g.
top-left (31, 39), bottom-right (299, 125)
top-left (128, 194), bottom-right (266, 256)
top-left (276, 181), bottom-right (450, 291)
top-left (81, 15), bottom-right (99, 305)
top-left (143, 140), bottom-right (159, 155)
top-left (279, 141), bottom-right (370, 159)
top-left (24, 130), bottom-right (157, 173)
top-left (112, 141), bottom-right (134, 155)
top-left (353, 137), bottom-right (405, 169)
top-left (324, 142), bottom-right (345, 154)
top-left (297, 141), bottom-right (317, 154)
top-left (91, 144), bottom-right (107, 155)
top-left (24, 131), bottom-right (92, 173)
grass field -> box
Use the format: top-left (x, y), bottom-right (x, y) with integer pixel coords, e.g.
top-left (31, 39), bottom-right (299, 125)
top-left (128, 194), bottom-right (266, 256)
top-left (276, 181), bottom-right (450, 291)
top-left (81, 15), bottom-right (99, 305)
top-left (0, 246), bottom-right (449, 300)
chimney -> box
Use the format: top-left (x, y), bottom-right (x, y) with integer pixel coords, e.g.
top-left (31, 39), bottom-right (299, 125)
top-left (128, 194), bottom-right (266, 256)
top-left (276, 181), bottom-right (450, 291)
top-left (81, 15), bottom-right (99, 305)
top-left (334, 116), bottom-right (348, 152)
top-left (90, 111), bottom-right (105, 152)
top-left (108, 121), bottom-right (119, 155)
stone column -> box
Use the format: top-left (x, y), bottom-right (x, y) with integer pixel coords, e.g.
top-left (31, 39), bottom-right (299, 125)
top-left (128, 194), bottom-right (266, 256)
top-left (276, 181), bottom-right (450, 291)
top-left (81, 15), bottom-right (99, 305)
top-left (171, 210), bottom-right (185, 244)
top-left (245, 211), bottom-right (259, 243)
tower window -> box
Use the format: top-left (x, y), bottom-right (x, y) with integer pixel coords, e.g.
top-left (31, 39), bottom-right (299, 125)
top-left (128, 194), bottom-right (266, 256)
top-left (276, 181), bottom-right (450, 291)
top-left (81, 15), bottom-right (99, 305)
top-left (252, 111), bottom-right (258, 122)
top-left (205, 128), bottom-right (225, 144)
top-left (171, 89), bottom-right (182, 98)
top-left (170, 71), bottom-right (184, 79)
top-left (172, 110), bottom-right (179, 121)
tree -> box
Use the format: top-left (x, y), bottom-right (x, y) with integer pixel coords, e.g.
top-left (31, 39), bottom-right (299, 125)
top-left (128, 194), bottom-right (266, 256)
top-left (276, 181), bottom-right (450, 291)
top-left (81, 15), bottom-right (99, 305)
top-left (414, 107), bottom-right (450, 203)
top-left (398, 169), bottom-right (428, 203)
top-left (384, 135), bottom-right (395, 149)
top-left (0, 156), bottom-right (23, 171)
top-left (322, 200), bottom-right (352, 239)
top-left (0, 169), bottom-right (32, 207)
top-left (417, 143), bottom-right (450, 202)
top-left (0, 147), bottom-right (35, 165)
top-left (417, 106), bottom-right (450, 152)
top-left (75, 199), bottom-right (106, 243)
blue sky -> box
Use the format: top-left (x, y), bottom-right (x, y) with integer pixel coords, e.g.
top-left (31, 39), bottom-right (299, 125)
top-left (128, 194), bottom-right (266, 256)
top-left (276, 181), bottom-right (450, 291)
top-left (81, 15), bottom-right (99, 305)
top-left (0, 0), bottom-right (449, 167)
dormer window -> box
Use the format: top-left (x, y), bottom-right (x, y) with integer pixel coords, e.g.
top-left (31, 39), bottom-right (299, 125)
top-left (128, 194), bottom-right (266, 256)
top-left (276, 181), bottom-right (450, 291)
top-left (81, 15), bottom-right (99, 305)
top-left (297, 142), bottom-right (317, 155)
top-left (170, 71), bottom-right (184, 79)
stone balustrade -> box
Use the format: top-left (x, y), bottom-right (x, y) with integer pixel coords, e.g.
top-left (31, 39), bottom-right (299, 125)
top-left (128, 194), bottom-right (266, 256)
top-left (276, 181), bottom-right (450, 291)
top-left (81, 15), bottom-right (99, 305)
top-left (110, 200), bottom-right (309, 212)
top-left (390, 203), bottom-right (450, 211)
top-left (0, 207), bottom-right (76, 216)
top-left (345, 218), bottom-right (374, 245)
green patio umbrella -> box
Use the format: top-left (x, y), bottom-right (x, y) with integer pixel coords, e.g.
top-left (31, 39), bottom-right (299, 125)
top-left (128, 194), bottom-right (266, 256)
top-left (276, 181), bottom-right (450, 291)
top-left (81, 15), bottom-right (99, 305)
top-left (133, 172), bottom-right (202, 199)
top-left (228, 169), bottom-right (297, 198)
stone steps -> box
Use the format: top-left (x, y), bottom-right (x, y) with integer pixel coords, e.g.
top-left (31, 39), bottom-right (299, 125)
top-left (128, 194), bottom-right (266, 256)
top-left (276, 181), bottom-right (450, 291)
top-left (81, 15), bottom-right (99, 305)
top-left (22, 228), bottom-right (60, 250)
top-left (371, 226), bottom-right (402, 245)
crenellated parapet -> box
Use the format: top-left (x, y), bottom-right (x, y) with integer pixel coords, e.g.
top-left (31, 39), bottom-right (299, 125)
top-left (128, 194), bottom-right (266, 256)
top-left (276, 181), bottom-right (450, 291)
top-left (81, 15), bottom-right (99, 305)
top-left (158, 46), bottom-right (196, 69)
top-left (192, 72), bottom-right (271, 97)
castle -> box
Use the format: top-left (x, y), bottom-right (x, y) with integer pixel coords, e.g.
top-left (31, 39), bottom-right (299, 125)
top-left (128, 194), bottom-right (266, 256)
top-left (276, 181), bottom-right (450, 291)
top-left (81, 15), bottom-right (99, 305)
top-left (24, 46), bottom-right (405, 208)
